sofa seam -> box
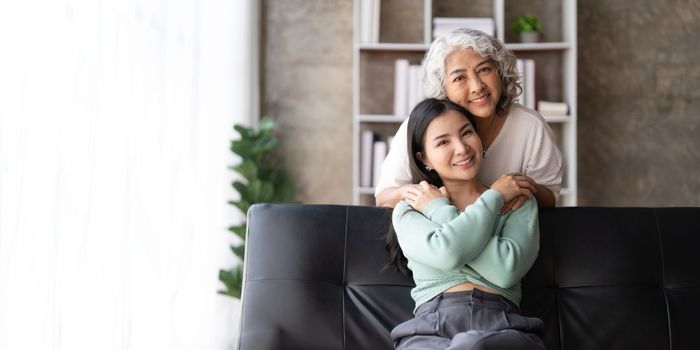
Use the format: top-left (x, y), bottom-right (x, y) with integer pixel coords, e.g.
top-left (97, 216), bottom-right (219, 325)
top-left (553, 213), bottom-right (563, 350)
top-left (342, 206), bottom-right (349, 350)
top-left (653, 208), bottom-right (672, 350)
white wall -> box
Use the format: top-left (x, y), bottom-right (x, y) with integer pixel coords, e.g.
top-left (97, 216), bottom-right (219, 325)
top-left (0, 0), bottom-right (257, 349)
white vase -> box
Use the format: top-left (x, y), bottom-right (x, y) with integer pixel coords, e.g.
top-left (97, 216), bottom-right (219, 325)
top-left (519, 31), bottom-right (539, 43)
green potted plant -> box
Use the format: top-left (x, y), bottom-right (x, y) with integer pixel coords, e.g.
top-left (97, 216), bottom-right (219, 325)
top-left (513, 13), bottom-right (542, 43)
top-left (218, 116), bottom-right (296, 298)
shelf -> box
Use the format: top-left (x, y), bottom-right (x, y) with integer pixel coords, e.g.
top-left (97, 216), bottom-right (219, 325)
top-left (361, 114), bottom-right (574, 124)
top-left (360, 186), bottom-right (575, 198)
top-left (505, 42), bottom-right (571, 51)
top-left (358, 187), bottom-right (375, 195)
top-left (543, 115), bottom-right (574, 123)
top-left (359, 42), bottom-right (571, 52)
top-left (353, 0), bottom-right (577, 206)
top-left (358, 43), bottom-right (430, 51)
top-left (359, 114), bottom-right (408, 123)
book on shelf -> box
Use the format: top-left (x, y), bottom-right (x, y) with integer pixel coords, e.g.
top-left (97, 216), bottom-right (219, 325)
top-left (360, 0), bottom-right (381, 43)
top-left (393, 59), bottom-right (409, 117)
top-left (394, 59), bottom-right (425, 117)
top-left (408, 64), bottom-right (423, 114)
top-left (525, 59), bottom-right (535, 109)
top-left (360, 131), bottom-right (393, 189)
top-left (360, 130), bottom-right (375, 187)
top-left (433, 17), bottom-right (494, 40)
top-left (372, 139), bottom-right (387, 188)
top-left (360, 131), bottom-right (392, 188)
top-left (537, 101), bottom-right (568, 116)
top-left (517, 58), bottom-right (536, 110)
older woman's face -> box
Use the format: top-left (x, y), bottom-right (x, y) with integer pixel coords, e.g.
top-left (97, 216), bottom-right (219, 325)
top-left (443, 48), bottom-right (502, 119)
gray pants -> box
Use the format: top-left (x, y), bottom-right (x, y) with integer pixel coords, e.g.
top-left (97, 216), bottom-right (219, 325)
top-left (391, 289), bottom-right (546, 350)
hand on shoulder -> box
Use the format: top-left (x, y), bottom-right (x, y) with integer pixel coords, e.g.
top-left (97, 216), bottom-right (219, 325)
top-left (403, 181), bottom-right (448, 213)
top-left (491, 174), bottom-right (535, 203)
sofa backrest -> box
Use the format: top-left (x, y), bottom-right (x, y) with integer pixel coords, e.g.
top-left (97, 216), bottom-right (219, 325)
top-left (525, 207), bottom-right (700, 350)
top-left (238, 204), bottom-right (700, 350)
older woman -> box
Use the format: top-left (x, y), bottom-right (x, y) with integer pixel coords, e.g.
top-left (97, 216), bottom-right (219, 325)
top-left (375, 28), bottom-right (562, 211)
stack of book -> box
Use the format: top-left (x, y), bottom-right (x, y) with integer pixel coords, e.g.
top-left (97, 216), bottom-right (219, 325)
top-left (516, 58), bottom-right (536, 110)
top-left (517, 60), bottom-right (570, 117)
top-left (433, 17), bottom-right (495, 39)
top-left (537, 101), bottom-right (568, 116)
top-left (393, 59), bottom-right (424, 118)
top-left (360, 131), bottom-right (393, 188)
top-left (360, 0), bottom-right (381, 43)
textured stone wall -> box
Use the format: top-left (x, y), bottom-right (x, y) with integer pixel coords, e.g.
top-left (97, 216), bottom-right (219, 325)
top-left (261, 0), bottom-right (353, 204)
top-left (262, 0), bottom-right (700, 206)
top-left (578, 0), bottom-right (700, 206)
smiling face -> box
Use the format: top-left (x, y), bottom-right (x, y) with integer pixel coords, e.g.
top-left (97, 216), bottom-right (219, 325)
top-left (419, 108), bottom-right (483, 184)
top-left (444, 48), bottom-right (503, 119)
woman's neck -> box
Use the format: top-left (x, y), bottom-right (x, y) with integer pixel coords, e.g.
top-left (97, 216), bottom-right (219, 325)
top-left (475, 113), bottom-right (496, 130)
top-left (474, 112), bottom-right (505, 152)
top-left (442, 179), bottom-right (487, 211)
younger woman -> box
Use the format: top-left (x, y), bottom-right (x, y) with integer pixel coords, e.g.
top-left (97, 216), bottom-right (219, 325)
top-left (388, 98), bottom-right (545, 349)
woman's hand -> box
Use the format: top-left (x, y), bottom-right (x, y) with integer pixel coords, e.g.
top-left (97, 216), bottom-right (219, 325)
top-left (499, 195), bottom-right (528, 215)
top-left (403, 181), bottom-right (448, 213)
top-left (491, 174), bottom-right (536, 205)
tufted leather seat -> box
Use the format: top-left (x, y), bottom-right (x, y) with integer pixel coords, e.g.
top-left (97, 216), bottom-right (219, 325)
top-left (237, 204), bottom-right (700, 350)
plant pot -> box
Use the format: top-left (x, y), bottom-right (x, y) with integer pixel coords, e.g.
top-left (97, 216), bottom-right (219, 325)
top-left (519, 31), bottom-right (539, 43)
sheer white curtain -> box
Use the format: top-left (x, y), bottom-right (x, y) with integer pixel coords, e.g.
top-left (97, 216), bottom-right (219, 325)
top-left (0, 0), bottom-right (257, 349)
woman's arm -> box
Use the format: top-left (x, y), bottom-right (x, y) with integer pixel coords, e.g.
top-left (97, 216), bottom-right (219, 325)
top-left (533, 183), bottom-right (555, 207)
top-left (500, 178), bottom-right (555, 213)
top-left (466, 198), bottom-right (539, 288)
top-left (400, 181), bottom-right (458, 224)
top-left (375, 187), bottom-right (404, 208)
top-left (374, 120), bottom-right (411, 208)
top-left (392, 190), bottom-right (504, 272)
top-left (524, 114), bottom-right (563, 205)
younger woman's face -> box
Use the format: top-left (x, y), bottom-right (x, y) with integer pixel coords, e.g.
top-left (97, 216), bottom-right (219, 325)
top-left (420, 109), bottom-right (483, 183)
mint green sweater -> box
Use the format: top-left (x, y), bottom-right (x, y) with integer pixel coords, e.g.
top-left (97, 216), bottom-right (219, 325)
top-left (392, 189), bottom-right (539, 311)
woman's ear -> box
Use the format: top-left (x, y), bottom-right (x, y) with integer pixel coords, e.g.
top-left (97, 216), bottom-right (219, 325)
top-left (417, 152), bottom-right (433, 171)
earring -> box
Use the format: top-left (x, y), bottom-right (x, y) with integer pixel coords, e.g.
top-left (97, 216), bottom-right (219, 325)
top-left (482, 149), bottom-right (487, 159)
top-left (425, 164), bottom-right (433, 171)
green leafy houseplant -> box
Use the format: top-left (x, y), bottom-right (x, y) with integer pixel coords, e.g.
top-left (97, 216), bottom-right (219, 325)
top-left (218, 116), bottom-right (296, 298)
top-left (513, 13), bottom-right (542, 33)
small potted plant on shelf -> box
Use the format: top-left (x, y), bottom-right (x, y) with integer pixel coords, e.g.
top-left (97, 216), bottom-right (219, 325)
top-left (513, 13), bottom-right (542, 43)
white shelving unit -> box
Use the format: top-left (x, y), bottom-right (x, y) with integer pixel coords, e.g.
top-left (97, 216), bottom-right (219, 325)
top-left (353, 0), bottom-right (577, 206)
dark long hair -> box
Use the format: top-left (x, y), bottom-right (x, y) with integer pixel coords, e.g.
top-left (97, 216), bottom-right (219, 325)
top-left (385, 98), bottom-right (477, 276)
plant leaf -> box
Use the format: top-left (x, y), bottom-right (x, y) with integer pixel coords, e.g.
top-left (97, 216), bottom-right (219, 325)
top-left (258, 116), bottom-right (275, 132)
top-left (232, 243), bottom-right (245, 260)
top-left (222, 116), bottom-right (296, 299)
top-left (218, 265), bottom-right (243, 298)
top-left (228, 224), bottom-right (247, 240)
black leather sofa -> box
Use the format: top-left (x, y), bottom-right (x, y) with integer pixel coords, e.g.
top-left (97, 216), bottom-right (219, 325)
top-left (237, 204), bottom-right (700, 350)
